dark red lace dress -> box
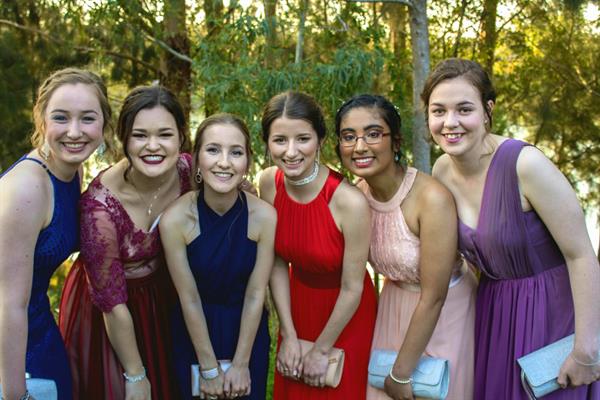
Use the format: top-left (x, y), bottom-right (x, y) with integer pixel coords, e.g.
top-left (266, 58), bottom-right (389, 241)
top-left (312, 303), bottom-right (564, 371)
top-left (272, 168), bottom-right (377, 399)
top-left (58, 154), bottom-right (191, 400)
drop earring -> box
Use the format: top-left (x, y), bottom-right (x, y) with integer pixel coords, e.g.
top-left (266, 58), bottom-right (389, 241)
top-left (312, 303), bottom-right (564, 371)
top-left (40, 141), bottom-right (50, 161)
top-left (195, 168), bottom-right (203, 184)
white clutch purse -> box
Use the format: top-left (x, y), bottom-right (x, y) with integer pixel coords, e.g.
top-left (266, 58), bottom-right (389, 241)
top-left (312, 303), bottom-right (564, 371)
top-left (191, 360), bottom-right (232, 398)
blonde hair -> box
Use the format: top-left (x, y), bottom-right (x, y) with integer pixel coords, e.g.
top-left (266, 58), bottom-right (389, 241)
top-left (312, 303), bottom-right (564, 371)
top-left (31, 67), bottom-right (112, 148)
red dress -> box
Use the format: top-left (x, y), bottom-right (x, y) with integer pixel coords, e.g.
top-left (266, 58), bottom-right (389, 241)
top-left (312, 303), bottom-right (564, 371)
top-left (272, 168), bottom-right (377, 399)
top-left (58, 154), bottom-right (191, 400)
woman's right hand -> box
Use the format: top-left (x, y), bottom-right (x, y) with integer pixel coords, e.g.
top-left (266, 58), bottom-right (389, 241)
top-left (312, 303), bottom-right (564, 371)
top-left (200, 373), bottom-right (225, 399)
top-left (277, 336), bottom-right (302, 379)
top-left (125, 377), bottom-right (151, 400)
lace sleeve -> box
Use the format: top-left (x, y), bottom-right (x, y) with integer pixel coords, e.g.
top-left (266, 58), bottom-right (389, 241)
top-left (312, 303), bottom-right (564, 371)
top-left (80, 198), bottom-right (128, 313)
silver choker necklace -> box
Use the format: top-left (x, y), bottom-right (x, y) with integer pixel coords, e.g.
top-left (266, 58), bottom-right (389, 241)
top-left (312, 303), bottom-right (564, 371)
top-left (286, 162), bottom-right (320, 186)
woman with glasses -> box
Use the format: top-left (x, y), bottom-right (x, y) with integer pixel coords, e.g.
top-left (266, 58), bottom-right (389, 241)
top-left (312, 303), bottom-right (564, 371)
top-left (259, 91), bottom-right (377, 399)
top-left (336, 94), bottom-right (477, 400)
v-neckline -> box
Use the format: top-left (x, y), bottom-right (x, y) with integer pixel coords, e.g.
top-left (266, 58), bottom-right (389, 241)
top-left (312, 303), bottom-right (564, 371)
top-left (458, 139), bottom-right (512, 232)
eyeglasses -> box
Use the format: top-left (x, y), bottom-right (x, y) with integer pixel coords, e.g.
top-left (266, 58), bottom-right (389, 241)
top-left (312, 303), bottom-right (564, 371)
top-left (339, 131), bottom-right (391, 147)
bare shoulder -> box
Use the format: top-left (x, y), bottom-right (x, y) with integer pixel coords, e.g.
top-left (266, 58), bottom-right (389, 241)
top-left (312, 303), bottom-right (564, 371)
top-left (0, 161), bottom-right (51, 207)
top-left (431, 154), bottom-right (452, 182)
top-left (413, 171), bottom-right (455, 211)
top-left (160, 190), bottom-right (196, 230)
top-left (258, 166), bottom-right (278, 203)
top-left (0, 160), bottom-right (51, 227)
top-left (246, 191), bottom-right (277, 225)
top-left (516, 145), bottom-right (554, 181)
top-left (332, 179), bottom-right (369, 215)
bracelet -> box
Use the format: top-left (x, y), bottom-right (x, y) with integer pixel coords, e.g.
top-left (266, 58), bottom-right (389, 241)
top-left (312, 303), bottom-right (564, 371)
top-left (201, 366), bottom-right (220, 380)
top-left (571, 353), bottom-right (600, 367)
top-left (389, 370), bottom-right (412, 385)
top-left (123, 367), bottom-right (146, 383)
top-left (20, 392), bottom-right (32, 400)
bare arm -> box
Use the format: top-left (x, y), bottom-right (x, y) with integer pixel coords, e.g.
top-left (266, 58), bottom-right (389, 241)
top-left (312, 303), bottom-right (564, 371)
top-left (160, 196), bottom-right (224, 398)
top-left (0, 166), bottom-right (49, 400)
top-left (302, 184), bottom-right (372, 386)
top-left (80, 199), bottom-right (150, 399)
top-left (259, 168), bottom-right (302, 377)
top-left (518, 146), bottom-right (600, 385)
top-left (385, 180), bottom-right (458, 399)
top-left (224, 198), bottom-right (277, 396)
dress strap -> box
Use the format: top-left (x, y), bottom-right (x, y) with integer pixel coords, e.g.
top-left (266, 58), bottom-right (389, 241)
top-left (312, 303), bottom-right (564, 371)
top-left (396, 167), bottom-right (417, 205)
top-left (320, 169), bottom-right (343, 203)
top-left (0, 155), bottom-right (53, 180)
top-left (274, 168), bottom-right (285, 192)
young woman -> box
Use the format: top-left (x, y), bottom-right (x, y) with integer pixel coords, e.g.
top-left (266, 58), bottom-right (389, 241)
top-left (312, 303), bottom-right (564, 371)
top-left (0, 68), bottom-right (110, 400)
top-left (160, 113), bottom-right (275, 400)
top-left (336, 94), bottom-right (477, 400)
top-left (423, 58), bottom-right (600, 399)
top-left (59, 85), bottom-right (188, 400)
top-left (259, 91), bottom-right (377, 399)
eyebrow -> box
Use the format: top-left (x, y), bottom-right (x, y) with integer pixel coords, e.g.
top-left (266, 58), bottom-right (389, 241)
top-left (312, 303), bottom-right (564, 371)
top-left (131, 127), bottom-right (175, 132)
top-left (340, 123), bottom-right (384, 133)
top-left (50, 108), bottom-right (99, 114)
top-left (430, 101), bottom-right (475, 107)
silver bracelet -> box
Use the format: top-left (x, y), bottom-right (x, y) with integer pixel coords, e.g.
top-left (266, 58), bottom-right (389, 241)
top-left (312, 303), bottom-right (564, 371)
top-left (201, 366), bottom-right (220, 380)
top-left (571, 353), bottom-right (600, 367)
top-left (20, 392), bottom-right (32, 400)
top-left (389, 370), bottom-right (412, 385)
top-left (123, 367), bottom-right (146, 383)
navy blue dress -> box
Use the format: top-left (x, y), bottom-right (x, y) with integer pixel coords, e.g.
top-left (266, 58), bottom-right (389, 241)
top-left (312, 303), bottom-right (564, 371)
top-left (1, 156), bottom-right (78, 400)
top-left (170, 191), bottom-right (270, 399)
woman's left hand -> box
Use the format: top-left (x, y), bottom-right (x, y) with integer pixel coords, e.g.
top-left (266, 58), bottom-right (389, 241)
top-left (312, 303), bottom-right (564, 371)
top-left (301, 346), bottom-right (329, 387)
top-left (384, 375), bottom-right (414, 400)
top-left (223, 364), bottom-right (251, 398)
top-left (558, 351), bottom-right (600, 388)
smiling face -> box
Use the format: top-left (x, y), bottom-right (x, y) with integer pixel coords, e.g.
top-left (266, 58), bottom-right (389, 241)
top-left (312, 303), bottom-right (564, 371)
top-left (338, 107), bottom-right (396, 178)
top-left (267, 116), bottom-right (320, 181)
top-left (427, 77), bottom-right (493, 157)
top-left (44, 83), bottom-right (104, 168)
top-left (197, 123), bottom-right (249, 195)
top-left (125, 106), bottom-right (181, 179)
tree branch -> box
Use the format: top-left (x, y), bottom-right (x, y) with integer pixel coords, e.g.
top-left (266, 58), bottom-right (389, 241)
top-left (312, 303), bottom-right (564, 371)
top-left (141, 31), bottom-right (193, 64)
top-left (0, 18), bottom-right (160, 73)
top-left (347, 0), bottom-right (412, 6)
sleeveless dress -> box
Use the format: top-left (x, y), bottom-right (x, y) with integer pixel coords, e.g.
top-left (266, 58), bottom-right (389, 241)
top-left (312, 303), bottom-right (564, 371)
top-left (1, 156), bottom-right (79, 400)
top-left (272, 168), bottom-right (377, 399)
top-left (58, 153), bottom-right (191, 400)
top-left (459, 139), bottom-right (600, 399)
top-left (170, 191), bottom-right (270, 399)
top-left (358, 167), bottom-right (477, 400)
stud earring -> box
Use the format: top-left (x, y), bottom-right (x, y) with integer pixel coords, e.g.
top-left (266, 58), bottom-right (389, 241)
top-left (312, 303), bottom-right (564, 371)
top-left (394, 152), bottom-right (400, 163)
top-left (195, 168), bottom-right (203, 184)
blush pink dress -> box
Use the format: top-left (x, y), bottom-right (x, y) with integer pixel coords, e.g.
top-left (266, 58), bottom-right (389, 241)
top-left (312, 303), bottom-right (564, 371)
top-left (358, 167), bottom-right (477, 400)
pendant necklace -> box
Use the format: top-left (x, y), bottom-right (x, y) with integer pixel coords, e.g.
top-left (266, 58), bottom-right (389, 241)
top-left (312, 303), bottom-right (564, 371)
top-left (286, 162), bottom-right (320, 186)
top-left (130, 173), bottom-right (169, 217)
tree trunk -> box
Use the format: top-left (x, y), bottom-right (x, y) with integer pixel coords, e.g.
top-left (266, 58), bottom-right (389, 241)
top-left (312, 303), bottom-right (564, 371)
top-left (203, 0), bottom-right (224, 116)
top-left (480, 0), bottom-right (498, 76)
top-left (408, 0), bottom-right (431, 173)
top-left (161, 0), bottom-right (191, 147)
top-left (295, 0), bottom-right (309, 65)
top-left (597, 212), bottom-right (600, 263)
top-left (263, 0), bottom-right (277, 68)
top-left (382, 3), bottom-right (409, 95)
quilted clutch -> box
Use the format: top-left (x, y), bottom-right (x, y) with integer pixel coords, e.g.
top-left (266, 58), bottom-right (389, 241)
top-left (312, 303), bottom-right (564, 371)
top-left (191, 360), bottom-right (232, 398)
top-left (517, 334), bottom-right (574, 399)
top-left (0, 374), bottom-right (57, 400)
top-left (368, 349), bottom-right (449, 399)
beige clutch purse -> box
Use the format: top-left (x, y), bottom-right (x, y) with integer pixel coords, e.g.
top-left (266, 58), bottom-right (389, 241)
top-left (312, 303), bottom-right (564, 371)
top-left (298, 339), bottom-right (345, 388)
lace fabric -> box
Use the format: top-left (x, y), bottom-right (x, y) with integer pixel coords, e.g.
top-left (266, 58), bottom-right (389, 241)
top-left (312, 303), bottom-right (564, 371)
top-left (80, 154), bottom-right (192, 312)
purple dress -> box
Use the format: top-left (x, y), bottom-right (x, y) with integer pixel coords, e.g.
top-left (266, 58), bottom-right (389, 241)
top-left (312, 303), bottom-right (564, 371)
top-left (459, 139), bottom-right (599, 399)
